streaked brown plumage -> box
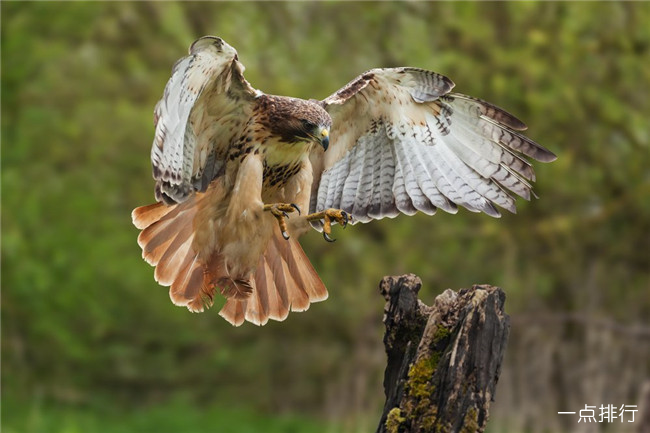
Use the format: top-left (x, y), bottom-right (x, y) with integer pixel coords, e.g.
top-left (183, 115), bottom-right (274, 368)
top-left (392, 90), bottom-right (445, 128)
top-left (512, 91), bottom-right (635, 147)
top-left (133, 36), bottom-right (556, 326)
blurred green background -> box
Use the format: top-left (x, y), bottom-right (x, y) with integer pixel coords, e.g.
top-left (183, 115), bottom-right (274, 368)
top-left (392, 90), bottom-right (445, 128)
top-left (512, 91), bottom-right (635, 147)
top-left (2, 2), bottom-right (649, 433)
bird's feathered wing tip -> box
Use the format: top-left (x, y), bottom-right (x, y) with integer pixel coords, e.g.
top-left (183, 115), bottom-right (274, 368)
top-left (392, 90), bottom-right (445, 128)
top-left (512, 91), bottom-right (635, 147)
top-left (312, 68), bottom-right (557, 223)
top-left (218, 228), bottom-right (328, 327)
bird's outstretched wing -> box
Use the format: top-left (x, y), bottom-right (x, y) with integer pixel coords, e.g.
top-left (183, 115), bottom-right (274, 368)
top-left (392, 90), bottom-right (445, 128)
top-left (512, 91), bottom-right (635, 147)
top-left (151, 36), bottom-right (259, 204)
top-left (310, 68), bottom-right (556, 222)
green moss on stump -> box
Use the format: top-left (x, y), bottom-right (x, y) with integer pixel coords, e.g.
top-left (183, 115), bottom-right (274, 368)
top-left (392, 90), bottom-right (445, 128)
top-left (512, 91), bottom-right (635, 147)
top-left (432, 324), bottom-right (451, 344)
top-left (400, 323), bottom-right (456, 432)
top-left (406, 356), bottom-right (436, 399)
top-left (460, 407), bottom-right (480, 433)
top-left (385, 408), bottom-right (406, 433)
top-left (403, 350), bottom-right (440, 430)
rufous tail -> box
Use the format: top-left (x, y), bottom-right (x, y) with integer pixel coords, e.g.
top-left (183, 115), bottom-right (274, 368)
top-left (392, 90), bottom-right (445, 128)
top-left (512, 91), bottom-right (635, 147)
top-left (133, 199), bottom-right (217, 312)
top-left (219, 228), bottom-right (328, 326)
top-left (132, 200), bottom-right (328, 326)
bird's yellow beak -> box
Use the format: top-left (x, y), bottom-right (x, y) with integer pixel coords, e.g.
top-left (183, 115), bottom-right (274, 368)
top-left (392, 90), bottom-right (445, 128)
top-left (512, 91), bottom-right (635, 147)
top-left (320, 128), bottom-right (329, 151)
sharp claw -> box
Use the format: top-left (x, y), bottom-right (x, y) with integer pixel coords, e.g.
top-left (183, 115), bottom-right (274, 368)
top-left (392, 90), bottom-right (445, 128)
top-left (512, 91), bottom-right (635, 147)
top-left (290, 203), bottom-right (301, 216)
top-left (282, 230), bottom-right (290, 240)
top-left (282, 211), bottom-right (289, 219)
top-left (323, 232), bottom-right (336, 243)
top-left (341, 211), bottom-right (349, 228)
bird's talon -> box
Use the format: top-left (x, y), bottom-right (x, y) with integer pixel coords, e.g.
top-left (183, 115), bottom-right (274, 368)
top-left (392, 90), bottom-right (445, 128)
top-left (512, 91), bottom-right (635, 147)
top-left (305, 208), bottom-right (351, 242)
top-left (263, 203), bottom-right (301, 240)
top-left (341, 211), bottom-right (349, 228)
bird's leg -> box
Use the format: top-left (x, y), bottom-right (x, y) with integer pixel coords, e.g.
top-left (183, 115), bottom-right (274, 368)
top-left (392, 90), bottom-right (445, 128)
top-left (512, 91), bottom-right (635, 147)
top-left (305, 209), bottom-right (350, 242)
top-left (263, 203), bottom-right (301, 240)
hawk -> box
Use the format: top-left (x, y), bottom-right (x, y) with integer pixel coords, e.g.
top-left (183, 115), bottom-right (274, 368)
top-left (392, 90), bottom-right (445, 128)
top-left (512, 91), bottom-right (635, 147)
top-left (132, 36), bottom-right (556, 326)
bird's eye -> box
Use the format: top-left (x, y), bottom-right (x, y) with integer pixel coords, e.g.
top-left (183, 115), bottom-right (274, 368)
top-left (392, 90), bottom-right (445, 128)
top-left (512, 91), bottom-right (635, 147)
top-left (301, 119), bottom-right (315, 131)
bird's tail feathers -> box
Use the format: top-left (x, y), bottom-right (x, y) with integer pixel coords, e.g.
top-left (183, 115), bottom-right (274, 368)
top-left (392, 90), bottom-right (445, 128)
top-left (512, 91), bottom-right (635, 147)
top-left (133, 200), bottom-right (327, 325)
top-left (133, 198), bottom-right (220, 313)
top-left (218, 228), bottom-right (328, 326)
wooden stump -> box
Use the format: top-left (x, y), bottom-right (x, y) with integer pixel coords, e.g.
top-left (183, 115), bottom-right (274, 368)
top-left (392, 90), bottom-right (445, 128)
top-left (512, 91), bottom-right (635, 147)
top-left (376, 274), bottom-right (510, 433)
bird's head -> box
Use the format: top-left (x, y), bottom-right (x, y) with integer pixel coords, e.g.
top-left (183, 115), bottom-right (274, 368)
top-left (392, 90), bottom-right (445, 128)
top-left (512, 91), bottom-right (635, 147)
top-left (262, 96), bottom-right (332, 153)
top-left (297, 115), bottom-right (330, 151)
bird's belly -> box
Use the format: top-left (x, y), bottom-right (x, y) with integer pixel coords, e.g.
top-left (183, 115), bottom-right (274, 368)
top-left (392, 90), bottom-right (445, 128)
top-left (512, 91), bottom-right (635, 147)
top-left (194, 154), bottom-right (307, 282)
top-left (193, 175), bottom-right (274, 281)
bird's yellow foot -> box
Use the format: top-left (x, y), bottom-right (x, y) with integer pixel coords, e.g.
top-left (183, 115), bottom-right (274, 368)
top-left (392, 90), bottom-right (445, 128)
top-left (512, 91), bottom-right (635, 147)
top-left (306, 209), bottom-right (350, 242)
top-left (263, 203), bottom-right (301, 240)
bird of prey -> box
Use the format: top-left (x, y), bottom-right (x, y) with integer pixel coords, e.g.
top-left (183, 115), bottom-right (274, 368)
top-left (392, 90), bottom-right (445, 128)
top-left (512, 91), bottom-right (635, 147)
top-left (132, 36), bottom-right (556, 326)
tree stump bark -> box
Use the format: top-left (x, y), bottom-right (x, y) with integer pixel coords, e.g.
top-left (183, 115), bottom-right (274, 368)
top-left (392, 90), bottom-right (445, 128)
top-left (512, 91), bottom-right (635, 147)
top-left (376, 274), bottom-right (510, 433)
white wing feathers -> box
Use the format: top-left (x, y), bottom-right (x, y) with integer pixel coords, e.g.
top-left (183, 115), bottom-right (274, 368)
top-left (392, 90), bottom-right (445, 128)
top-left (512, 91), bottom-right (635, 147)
top-left (151, 36), bottom-right (258, 204)
top-left (312, 68), bottom-right (556, 223)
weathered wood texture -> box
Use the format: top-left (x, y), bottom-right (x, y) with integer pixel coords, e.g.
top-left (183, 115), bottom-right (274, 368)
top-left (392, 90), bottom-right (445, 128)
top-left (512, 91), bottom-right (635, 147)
top-left (377, 274), bottom-right (510, 433)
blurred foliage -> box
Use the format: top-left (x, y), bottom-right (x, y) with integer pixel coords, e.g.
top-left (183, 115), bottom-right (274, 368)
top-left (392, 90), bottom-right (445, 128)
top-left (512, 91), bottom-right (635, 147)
top-left (2, 2), bottom-right (649, 432)
top-left (2, 397), bottom-right (326, 433)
